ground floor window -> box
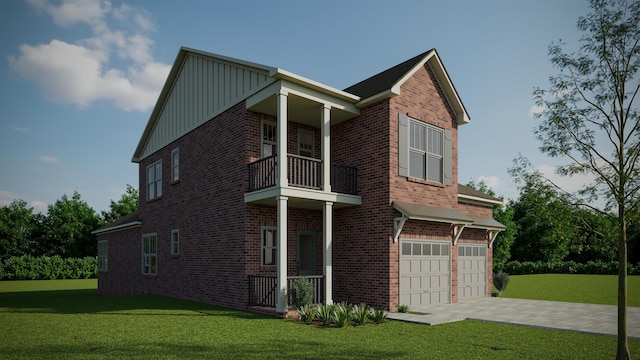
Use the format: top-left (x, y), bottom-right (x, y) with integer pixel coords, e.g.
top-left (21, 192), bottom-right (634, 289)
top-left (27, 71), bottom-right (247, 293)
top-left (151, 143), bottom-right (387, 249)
top-left (261, 227), bottom-right (277, 266)
top-left (142, 234), bottom-right (157, 275)
top-left (98, 240), bottom-right (108, 272)
top-left (171, 229), bottom-right (179, 256)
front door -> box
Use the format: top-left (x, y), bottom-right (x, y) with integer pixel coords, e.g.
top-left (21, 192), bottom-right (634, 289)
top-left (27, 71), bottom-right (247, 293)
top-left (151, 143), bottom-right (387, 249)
top-left (296, 230), bottom-right (317, 276)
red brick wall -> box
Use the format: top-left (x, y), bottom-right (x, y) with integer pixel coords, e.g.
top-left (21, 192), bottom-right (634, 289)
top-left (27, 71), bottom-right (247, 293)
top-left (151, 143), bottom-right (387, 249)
top-left (97, 226), bottom-right (144, 296)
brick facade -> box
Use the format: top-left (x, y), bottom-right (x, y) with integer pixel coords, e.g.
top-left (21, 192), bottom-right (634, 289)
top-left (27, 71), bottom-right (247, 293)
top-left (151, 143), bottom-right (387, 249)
top-left (97, 49), bottom-right (501, 313)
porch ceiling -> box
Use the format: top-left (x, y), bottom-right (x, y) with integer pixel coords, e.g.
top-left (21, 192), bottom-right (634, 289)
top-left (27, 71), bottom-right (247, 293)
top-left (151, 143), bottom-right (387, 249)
top-left (244, 186), bottom-right (361, 210)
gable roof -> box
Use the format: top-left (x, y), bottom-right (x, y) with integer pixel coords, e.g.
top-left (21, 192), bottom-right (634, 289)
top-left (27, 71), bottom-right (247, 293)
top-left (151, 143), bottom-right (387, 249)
top-left (344, 49), bottom-right (470, 125)
top-left (92, 211), bottom-right (141, 235)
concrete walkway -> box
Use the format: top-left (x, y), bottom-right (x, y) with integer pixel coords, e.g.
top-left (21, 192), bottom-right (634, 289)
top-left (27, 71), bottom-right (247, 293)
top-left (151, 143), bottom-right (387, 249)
top-left (387, 297), bottom-right (640, 339)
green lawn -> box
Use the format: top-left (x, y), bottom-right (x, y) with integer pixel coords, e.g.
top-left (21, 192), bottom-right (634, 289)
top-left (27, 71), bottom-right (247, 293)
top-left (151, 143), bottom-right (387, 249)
top-left (501, 274), bottom-right (640, 307)
top-left (0, 279), bottom-right (639, 359)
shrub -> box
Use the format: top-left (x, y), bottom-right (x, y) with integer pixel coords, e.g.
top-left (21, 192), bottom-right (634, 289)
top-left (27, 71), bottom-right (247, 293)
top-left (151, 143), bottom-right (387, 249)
top-left (493, 270), bottom-right (509, 296)
top-left (1, 256), bottom-right (97, 280)
top-left (0, 262), bottom-right (4, 280)
top-left (370, 307), bottom-right (387, 324)
top-left (297, 305), bottom-right (316, 324)
top-left (396, 304), bottom-right (409, 313)
top-left (316, 304), bottom-right (334, 326)
top-left (289, 277), bottom-right (315, 309)
top-left (351, 303), bottom-right (370, 326)
top-left (503, 260), bottom-right (639, 275)
top-left (332, 303), bottom-right (352, 328)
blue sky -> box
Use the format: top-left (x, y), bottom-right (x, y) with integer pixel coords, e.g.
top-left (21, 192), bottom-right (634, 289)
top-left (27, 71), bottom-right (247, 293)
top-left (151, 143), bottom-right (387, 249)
top-left (0, 0), bottom-right (589, 213)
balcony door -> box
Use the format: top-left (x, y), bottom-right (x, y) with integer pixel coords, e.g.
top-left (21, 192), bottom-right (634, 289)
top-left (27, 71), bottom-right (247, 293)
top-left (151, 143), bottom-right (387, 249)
top-left (296, 229), bottom-right (317, 276)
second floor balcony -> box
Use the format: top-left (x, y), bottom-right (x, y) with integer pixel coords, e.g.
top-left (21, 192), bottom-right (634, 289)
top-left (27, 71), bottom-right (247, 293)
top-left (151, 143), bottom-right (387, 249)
top-left (248, 154), bottom-right (358, 195)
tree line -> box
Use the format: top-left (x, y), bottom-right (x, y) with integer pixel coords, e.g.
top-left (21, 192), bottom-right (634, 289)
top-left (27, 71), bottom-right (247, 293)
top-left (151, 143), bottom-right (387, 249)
top-left (0, 185), bottom-right (138, 262)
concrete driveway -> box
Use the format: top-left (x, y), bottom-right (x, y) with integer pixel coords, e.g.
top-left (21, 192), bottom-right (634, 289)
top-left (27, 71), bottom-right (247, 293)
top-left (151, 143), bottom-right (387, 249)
top-left (387, 297), bottom-right (640, 339)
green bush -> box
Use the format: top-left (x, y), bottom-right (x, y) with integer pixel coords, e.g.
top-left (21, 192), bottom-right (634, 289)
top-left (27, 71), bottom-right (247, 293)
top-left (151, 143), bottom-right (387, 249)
top-left (289, 277), bottom-right (315, 309)
top-left (297, 305), bottom-right (316, 324)
top-left (332, 302), bottom-right (352, 328)
top-left (503, 260), bottom-right (639, 275)
top-left (396, 304), bottom-right (410, 313)
top-left (0, 262), bottom-right (4, 280)
top-left (493, 270), bottom-right (509, 296)
top-left (1, 256), bottom-right (97, 280)
top-left (370, 307), bottom-right (387, 324)
top-left (351, 303), bottom-right (370, 326)
top-left (316, 304), bottom-right (334, 326)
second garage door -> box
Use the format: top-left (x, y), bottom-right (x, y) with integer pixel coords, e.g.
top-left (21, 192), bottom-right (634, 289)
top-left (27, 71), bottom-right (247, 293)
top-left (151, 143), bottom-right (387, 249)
top-left (399, 240), bottom-right (451, 308)
top-left (457, 244), bottom-right (487, 300)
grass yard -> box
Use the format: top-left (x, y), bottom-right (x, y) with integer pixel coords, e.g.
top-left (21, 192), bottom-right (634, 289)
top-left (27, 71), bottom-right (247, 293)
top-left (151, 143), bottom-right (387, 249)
top-left (0, 279), bottom-right (639, 359)
top-left (501, 274), bottom-right (640, 307)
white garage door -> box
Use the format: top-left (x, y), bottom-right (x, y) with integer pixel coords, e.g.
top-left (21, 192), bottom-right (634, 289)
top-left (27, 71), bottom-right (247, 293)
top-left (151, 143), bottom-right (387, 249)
top-left (399, 240), bottom-right (450, 308)
top-left (458, 244), bottom-right (487, 300)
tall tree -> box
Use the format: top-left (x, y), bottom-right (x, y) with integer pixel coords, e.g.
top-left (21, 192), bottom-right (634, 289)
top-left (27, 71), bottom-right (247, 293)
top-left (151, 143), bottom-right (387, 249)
top-left (43, 191), bottom-right (101, 258)
top-left (0, 199), bottom-right (37, 261)
top-left (465, 180), bottom-right (517, 269)
top-left (532, 1), bottom-right (640, 357)
top-left (101, 184), bottom-right (139, 223)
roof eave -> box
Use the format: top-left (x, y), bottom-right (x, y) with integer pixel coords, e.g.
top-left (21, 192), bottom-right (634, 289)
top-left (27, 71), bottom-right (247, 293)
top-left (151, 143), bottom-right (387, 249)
top-left (458, 193), bottom-right (504, 206)
top-left (270, 68), bottom-right (360, 103)
top-left (92, 221), bottom-right (142, 235)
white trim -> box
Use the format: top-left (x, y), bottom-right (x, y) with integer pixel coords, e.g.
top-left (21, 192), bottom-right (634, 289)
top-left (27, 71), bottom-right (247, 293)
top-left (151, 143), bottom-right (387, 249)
top-left (458, 193), bottom-right (503, 206)
top-left (270, 68), bottom-right (360, 103)
top-left (171, 229), bottom-right (180, 256)
top-left (92, 221), bottom-right (141, 235)
top-left (393, 216), bottom-right (408, 243)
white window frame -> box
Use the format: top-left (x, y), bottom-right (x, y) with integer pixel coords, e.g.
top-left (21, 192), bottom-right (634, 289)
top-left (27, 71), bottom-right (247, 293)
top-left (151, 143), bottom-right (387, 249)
top-left (261, 120), bottom-right (277, 158)
top-left (261, 227), bottom-right (277, 266)
top-left (398, 113), bottom-right (454, 186)
top-left (98, 240), bottom-right (108, 272)
top-left (298, 129), bottom-right (315, 158)
top-left (171, 148), bottom-right (179, 182)
top-left (409, 119), bottom-right (444, 183)
top-left (171, 229), bottom-right (179, 256)
top-left (147, 160), bottom-right (162, 200)
top-left (142, 233), bottom-right (157, 275)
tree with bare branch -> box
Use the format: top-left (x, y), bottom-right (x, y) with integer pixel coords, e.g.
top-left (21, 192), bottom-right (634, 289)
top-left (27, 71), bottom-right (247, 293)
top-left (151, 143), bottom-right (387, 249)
top-left (532, 0), bottom-right (640, 358)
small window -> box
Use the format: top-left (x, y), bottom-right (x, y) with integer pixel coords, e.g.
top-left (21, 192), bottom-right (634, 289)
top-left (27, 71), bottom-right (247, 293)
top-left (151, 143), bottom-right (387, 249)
top-left (261, 227), bottom-right (277, 266)
top-left (171, 229), bottom-right (179, 256)
top-left (98, 240), bottom-right (108, 272)
top-left (298, 129), bottom-right (314, 158)
top-left (401, 243), bottom-right (411, 256)
top-left (142, 234), bottom-right (157, 275)
top-left (171, 148), bottom-right (179, 182)
top-left (262, 121), bottom-right (277, 158)
top-left (441, 244), bottom-right (449, 256)
top-left (147, 161), bottom-right (162, 200)
top-left (412, 243), bottom-right (421, 256)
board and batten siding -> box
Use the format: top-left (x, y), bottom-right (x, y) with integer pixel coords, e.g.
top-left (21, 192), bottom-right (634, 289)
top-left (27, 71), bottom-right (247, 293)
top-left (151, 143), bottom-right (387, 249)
top-left (139, 53), bottom-right (274, 159)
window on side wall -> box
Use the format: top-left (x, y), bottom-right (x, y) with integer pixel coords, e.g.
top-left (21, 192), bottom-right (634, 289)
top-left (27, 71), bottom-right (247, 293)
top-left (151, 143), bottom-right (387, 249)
top-left (298, 129), bottom-right (315, 158)
top-left (142, 234), bottom-right (157, 275)
top-left (262, 121), bottom-right (277, 158)
top-left (171, 148), bottom-right (179, 182)
top-left (147, 160), bottom-right (162, 200)
top-left (261, 227), bottom-right (277, 266)
top-left (398, 113), bottom-right (452, 185)
top-left (98, 240), bottom-right (108, 272)
top-left (171, 229), bottom-right (179, 256)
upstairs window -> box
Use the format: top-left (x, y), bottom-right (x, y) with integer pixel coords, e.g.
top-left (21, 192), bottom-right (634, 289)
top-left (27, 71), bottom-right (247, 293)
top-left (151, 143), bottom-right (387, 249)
top-left (298, 129), bottom-right (315, 158)
top-left (171, 148), bottom-right (179, 182)
top-left (262, 121), bottom-right (277, 158)
top-left (147, 160), bottom-right (162, 200)
top-left (261, 227), bottom-right (277, 266)
top-left (399, 113), bottom-right (452, 185)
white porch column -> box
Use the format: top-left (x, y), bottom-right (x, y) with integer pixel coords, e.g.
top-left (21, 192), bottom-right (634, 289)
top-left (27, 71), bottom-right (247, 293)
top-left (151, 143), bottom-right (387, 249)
top-left (321, 105), bottom-right (331, 192)
top-left (276, 195), bottom-right (288, 313)
top-left (323, 201), bottom-right (333, 305)
top-left (277, 91), bottom-right (288, 187)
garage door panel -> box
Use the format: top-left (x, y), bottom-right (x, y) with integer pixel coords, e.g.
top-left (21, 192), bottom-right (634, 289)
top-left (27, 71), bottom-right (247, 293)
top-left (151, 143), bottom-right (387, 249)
top-left (399, 240), bottom-right (451, 308)
top-left (458, 244), bottom-right (487, 301)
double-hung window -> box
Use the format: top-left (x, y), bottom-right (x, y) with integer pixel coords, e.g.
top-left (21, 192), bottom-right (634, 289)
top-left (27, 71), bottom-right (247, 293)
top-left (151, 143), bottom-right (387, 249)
top-left (142, 234), bottom-right (157, 275)
top-left (261, 227), bottom-right (277, 266)
top-left (399, 113), bottom-right (452, 185)
top-left (98, 240), bottom-right (108, 272)
top-left (171, 148), bottom-right (179, 182)
top-left (171, 229), bottom-right (179, 256)
top-left (262, 121), bottom-right (277, 158)
top-left (147, 161), bottom-right (162, 200)
top-left (298, 129), bottom-right (314, 158)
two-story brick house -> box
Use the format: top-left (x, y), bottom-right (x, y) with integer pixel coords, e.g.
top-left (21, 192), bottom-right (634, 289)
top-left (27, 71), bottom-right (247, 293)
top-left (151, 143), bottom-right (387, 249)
top-left (94, 47), bottom-right (505, 315)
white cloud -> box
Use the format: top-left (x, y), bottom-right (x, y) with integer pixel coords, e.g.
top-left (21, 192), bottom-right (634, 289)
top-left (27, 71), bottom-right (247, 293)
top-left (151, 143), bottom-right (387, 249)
top-left (11, 126), bottom-right (30, 132)
top-left (529, 104), bottom-right (545, 118)
top-left (38, 155), bottom-right (61, 163)
top-left (537, 164), bottom-right (596, 194)
top-left (10, 0), bottom-right (170, 112)
top-left (476, 175), bottom-right (501, 190)
top-left (0, 191), bottom-right (48, 213)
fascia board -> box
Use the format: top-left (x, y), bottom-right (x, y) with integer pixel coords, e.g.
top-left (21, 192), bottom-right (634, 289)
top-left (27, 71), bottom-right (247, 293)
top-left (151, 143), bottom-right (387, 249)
top-left (354, 89), bottom-right (398, 108)
top-left (458, 194), bottom-right (504, 206)
top-left (280, 80), bottom-right (360, 114)
top-left (271, 68), bottom-right (360, 103)
top-left (92, 221), bottom-right (142, 235)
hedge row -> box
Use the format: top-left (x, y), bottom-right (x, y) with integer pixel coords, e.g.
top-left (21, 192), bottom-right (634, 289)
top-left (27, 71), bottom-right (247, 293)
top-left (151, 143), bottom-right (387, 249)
top-left (501, 260), bottom-right (640, 275)
top-left (0, 255), bottom-right (97, 280)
